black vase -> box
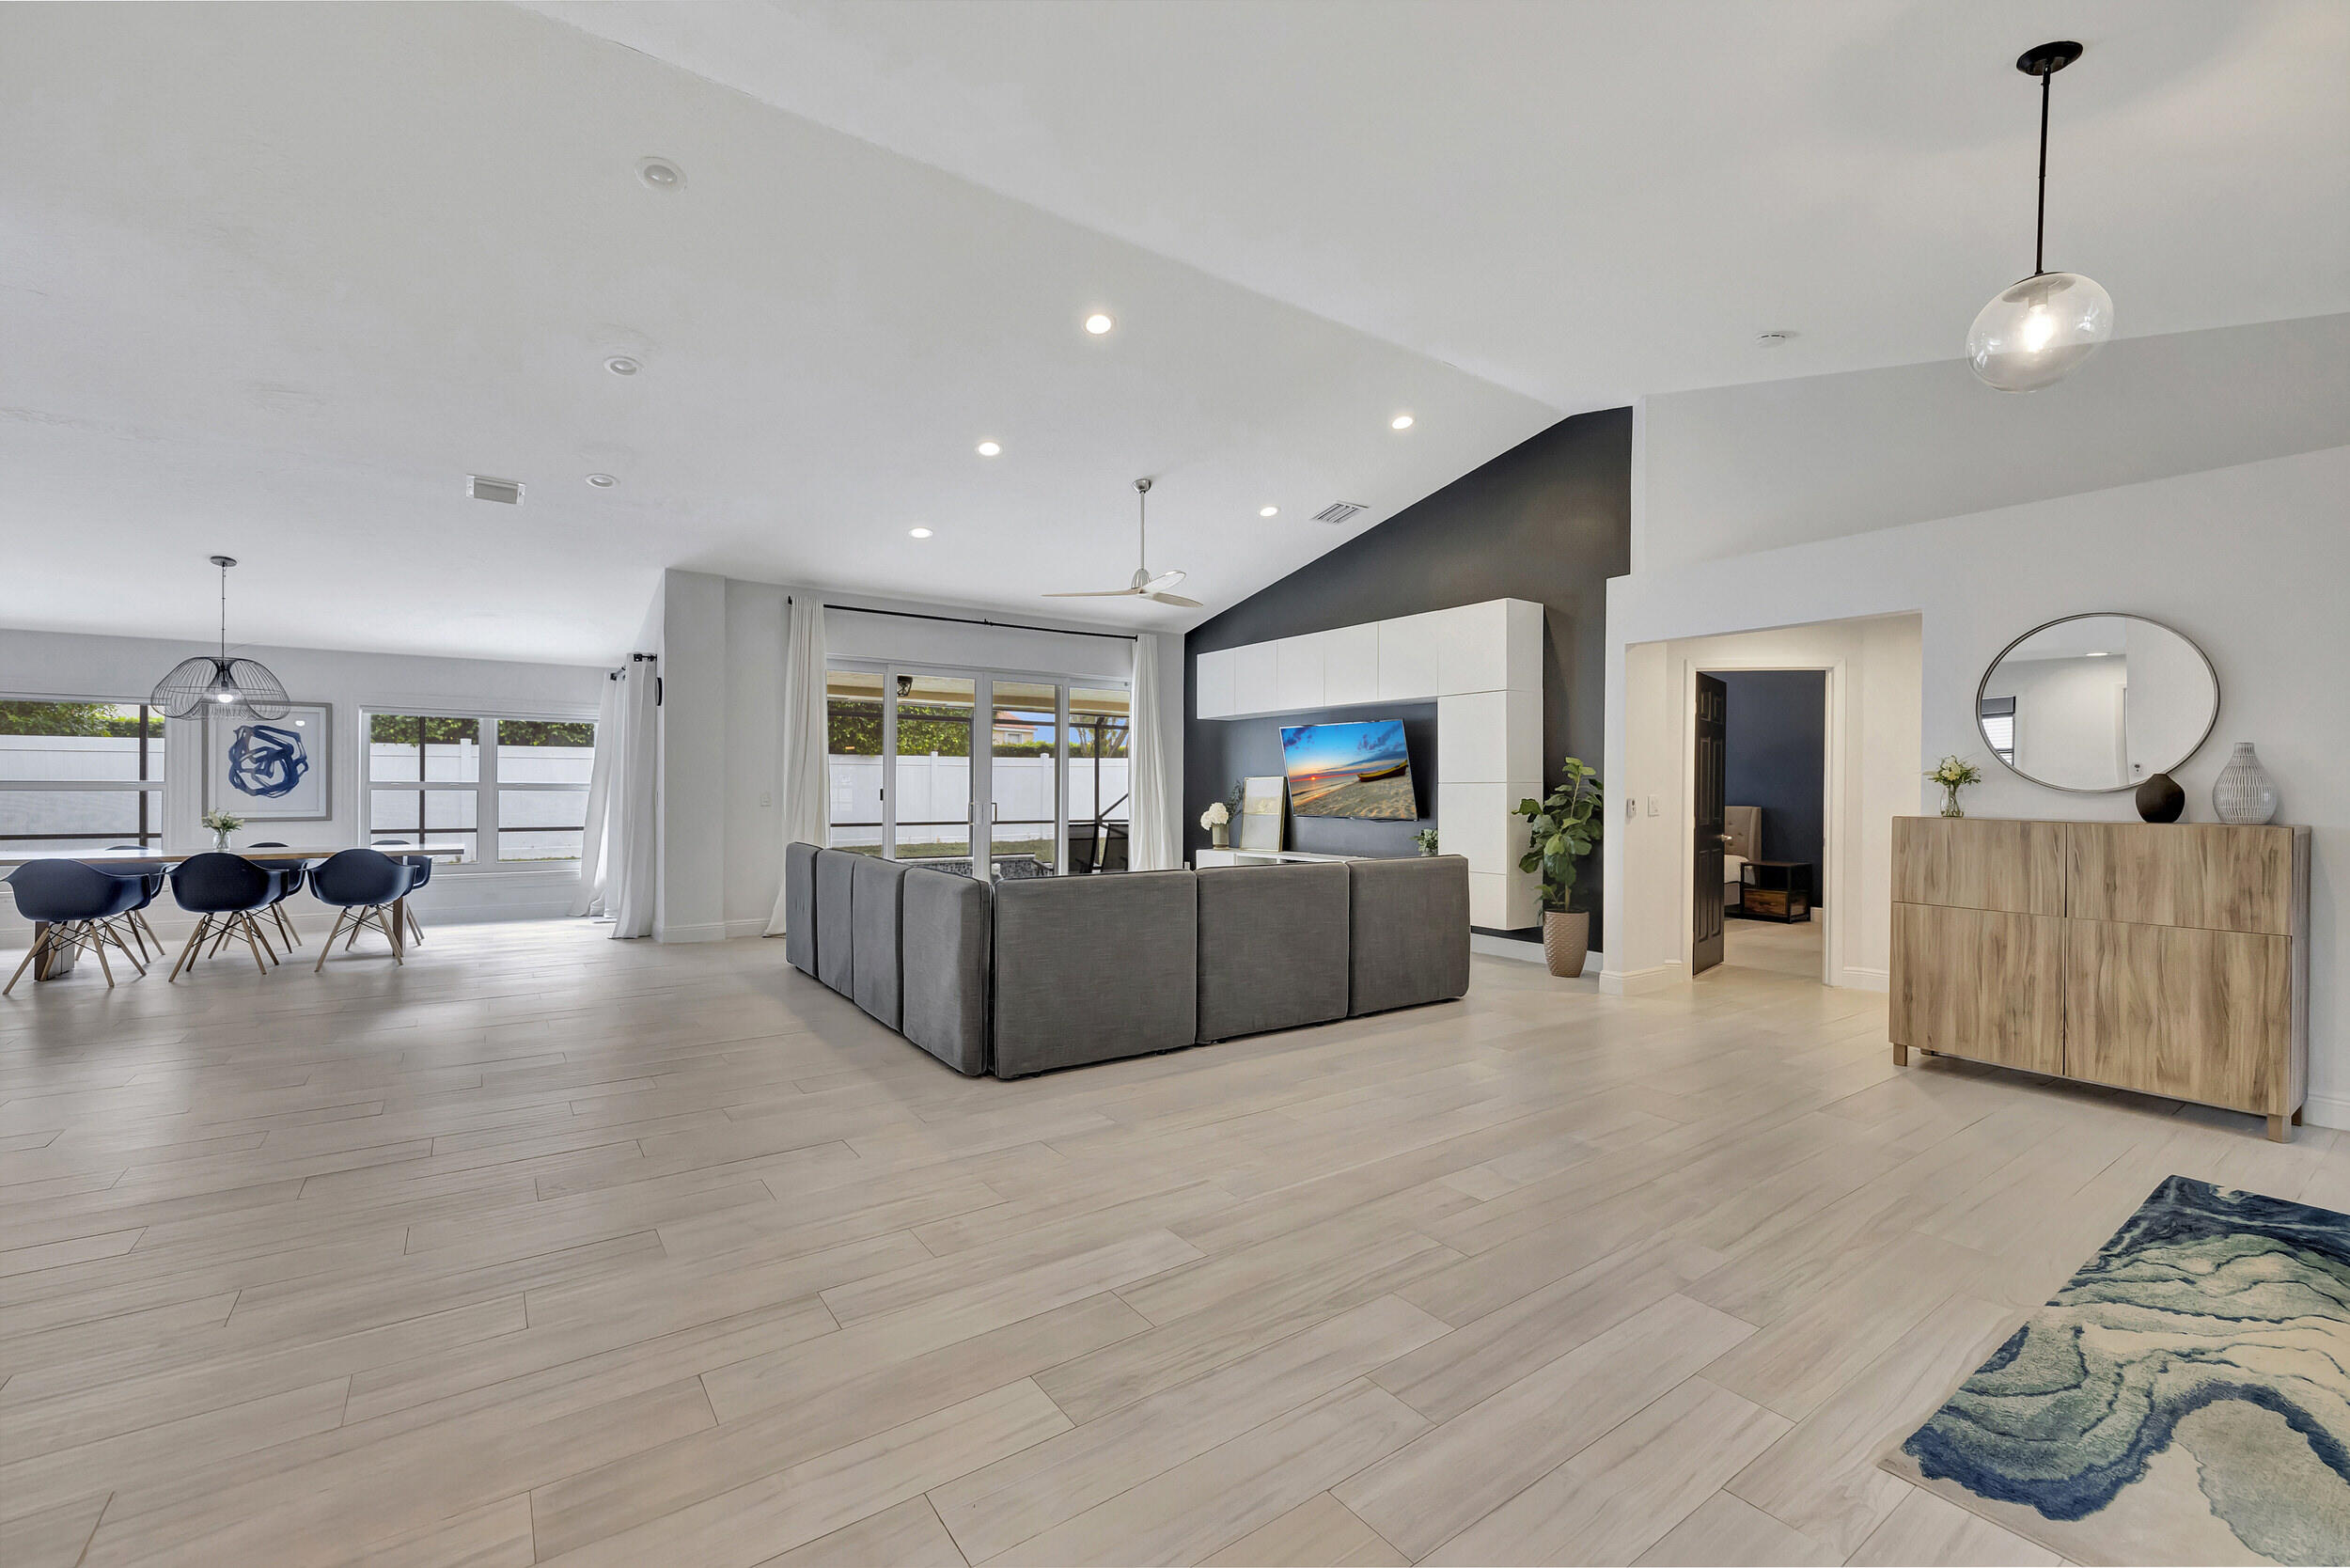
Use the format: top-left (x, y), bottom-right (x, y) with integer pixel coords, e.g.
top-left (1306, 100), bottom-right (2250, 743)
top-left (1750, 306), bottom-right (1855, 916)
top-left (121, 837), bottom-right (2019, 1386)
top-left (2135, 772), bottom-right (2186, 823)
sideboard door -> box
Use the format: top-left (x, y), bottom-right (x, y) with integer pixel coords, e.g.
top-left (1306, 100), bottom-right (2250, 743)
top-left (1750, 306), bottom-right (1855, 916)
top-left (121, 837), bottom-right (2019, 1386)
top-left (1889, 903), bottom-right (2065, 1074)
top-left (2063, 919), bottom-right (2292, 1115)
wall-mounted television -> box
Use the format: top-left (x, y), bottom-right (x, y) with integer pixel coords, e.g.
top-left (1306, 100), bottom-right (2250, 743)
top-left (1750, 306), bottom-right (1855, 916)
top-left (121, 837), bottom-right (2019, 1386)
top-left (1279, 719), bottom-right (1418, 820)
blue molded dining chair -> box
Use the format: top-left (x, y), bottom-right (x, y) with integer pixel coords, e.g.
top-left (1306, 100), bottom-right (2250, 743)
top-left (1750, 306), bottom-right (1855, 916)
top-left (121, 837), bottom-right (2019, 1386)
top-left (6, 859), bottom-right (149, 994)
top-left (308, 849), bottom-right (419, 970)
top-left (167, 853), bottom-right (287, 980)
top-left (101, 847), bottom-right (169, 961)
top-left (248, 843), bottom-right (310, 949)
top-left (373, 841), bottom-right (430, 947)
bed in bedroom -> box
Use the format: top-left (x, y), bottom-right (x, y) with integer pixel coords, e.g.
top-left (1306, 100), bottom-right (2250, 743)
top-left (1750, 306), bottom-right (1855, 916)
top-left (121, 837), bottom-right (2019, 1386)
top-left (1723, 805), bottom-right (1759, 914)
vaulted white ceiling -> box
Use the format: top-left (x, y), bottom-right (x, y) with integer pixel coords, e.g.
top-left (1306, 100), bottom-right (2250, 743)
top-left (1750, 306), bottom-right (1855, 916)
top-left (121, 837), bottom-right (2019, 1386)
top-left (3, 2), bottom-right (2342, 666)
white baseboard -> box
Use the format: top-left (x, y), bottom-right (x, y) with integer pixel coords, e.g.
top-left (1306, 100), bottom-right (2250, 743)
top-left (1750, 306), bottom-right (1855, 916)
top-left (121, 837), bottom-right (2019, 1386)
top-left (1836, 964), bottom-right (1889, 994)
top-left (725, 917), bottom-right (776, 939)
top-left (1471, 934), bottom-right (1601, 978)
top-left (1601, 961), bottom-right (1685, 996)
top-left (2298, 1095), bottom-right (2350, 1133)
top-left (653, 920), bottom-right (730, 944)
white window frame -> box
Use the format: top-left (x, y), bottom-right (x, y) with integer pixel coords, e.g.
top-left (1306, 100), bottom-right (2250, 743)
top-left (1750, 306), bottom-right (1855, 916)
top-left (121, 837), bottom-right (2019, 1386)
top-left (359, 706), bottom-right (596, 872)
top-left (0, 693), bottom-right (168, 851)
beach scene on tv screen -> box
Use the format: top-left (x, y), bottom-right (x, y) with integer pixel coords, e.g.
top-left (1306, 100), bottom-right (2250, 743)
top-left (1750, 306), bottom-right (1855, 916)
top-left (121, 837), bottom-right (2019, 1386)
top-left (1281, 720), bottom-right (1418, 820)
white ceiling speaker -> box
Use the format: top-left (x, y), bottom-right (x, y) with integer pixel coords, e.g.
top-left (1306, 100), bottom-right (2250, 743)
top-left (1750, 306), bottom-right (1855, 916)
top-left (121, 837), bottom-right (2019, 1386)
top-left (585, 473), bottom-right (617, 489)
top-left (604, 355), bottom-right (641, 376)
top-left (1044, 477), bottom-right (1202, 608)
top-left (636, 157), bottom-right (686, 191)
top-left (1312, 502), bottom-right (1368, 525)
top-left (468, 476), bottom-right (524, 504)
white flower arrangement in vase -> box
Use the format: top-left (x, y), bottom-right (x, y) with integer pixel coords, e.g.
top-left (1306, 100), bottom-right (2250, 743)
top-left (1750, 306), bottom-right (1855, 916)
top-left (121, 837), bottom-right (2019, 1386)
top-left (1199, 801), bottom-right (1230, 849)
top-left (201, 808), bottom-right (245, 852)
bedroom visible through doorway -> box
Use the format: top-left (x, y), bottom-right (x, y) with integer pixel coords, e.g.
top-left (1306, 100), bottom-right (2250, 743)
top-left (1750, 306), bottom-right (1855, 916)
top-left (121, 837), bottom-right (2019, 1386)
top-left (1708, 668), bottom-right (1826, 982)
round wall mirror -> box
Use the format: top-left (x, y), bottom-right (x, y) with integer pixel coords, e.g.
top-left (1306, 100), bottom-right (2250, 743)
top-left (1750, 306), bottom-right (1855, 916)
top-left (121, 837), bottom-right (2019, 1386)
top-left (1976, 614), bottom-right (2218, 792)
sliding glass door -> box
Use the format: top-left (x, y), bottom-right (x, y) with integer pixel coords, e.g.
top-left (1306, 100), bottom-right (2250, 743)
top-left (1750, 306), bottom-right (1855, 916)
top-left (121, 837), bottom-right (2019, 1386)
top-left (824, 660), bottom-right (1124, 880)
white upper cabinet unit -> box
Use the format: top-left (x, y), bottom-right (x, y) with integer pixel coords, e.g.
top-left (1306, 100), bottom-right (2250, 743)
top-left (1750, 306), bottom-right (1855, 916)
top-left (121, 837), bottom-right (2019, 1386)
top-left (1195, 646), bottom-right (1237, 719)
top-left (1274, 635), bottom-right (1326, 712)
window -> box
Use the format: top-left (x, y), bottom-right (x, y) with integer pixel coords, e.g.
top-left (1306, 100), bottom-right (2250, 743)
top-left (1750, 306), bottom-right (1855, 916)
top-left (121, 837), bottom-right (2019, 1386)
top-left (1068, 686), bottom-right (1130, 874)
top-left (1979, 696), bottom-right (2016, 766)
top-left (825, 670), bottom-right (885, 855)
top-left (366, 712), bottom-right (593, 865)
top-left (0, 699), bottom-right (165, 852)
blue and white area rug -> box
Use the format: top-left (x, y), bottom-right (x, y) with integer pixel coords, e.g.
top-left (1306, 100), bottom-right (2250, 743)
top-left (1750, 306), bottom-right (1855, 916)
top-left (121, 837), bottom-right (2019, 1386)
top-left (1886, 1175), bottom-right (2350, 1566)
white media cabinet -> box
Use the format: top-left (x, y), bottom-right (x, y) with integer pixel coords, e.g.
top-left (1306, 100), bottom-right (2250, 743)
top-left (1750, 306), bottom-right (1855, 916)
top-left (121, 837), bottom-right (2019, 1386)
top-left (1192, 597), bottom-right (1543, 929)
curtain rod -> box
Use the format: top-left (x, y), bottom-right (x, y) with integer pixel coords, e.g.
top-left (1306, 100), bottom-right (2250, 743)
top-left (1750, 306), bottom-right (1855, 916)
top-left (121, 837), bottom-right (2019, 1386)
top-left (807, 601), bottom-right (1137, 643)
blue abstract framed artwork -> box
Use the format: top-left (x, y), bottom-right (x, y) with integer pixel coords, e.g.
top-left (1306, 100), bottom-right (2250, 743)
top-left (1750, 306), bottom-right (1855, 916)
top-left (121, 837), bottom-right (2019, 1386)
top-left (205, 701), bottom-right (331, 821)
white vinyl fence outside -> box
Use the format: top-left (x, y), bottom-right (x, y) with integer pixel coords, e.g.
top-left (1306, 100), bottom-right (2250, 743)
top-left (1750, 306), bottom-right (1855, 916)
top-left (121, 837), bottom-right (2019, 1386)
top-left (827, 753), bottom-right (1128, 855)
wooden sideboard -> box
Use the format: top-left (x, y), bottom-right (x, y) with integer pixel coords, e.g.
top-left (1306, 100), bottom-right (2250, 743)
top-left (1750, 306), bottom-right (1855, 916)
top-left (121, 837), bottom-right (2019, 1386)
top-left (1889, 817), bottom-right (2311, 1140)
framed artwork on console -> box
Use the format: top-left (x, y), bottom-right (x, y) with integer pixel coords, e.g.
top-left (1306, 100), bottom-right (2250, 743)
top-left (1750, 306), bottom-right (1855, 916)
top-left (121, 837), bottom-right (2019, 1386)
top-left (205, 702), bottom-right (332, 821)
top-left (1239, 775), bottom-right (1286, 850)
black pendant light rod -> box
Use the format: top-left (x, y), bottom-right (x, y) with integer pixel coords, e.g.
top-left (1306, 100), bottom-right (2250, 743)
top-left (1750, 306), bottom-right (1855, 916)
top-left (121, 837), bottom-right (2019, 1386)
top-left (2033, 67), bottom-right (2050, 276)
top-left (2015, 40), bottom-right (2082, 279)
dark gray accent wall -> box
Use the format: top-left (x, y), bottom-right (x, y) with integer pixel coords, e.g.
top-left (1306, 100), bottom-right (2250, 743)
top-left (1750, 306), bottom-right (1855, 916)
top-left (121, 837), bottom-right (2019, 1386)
top-left (1718, 670), bottom-right (1826, 881)
top-left (1184, 407), bottom-right (1632, 931)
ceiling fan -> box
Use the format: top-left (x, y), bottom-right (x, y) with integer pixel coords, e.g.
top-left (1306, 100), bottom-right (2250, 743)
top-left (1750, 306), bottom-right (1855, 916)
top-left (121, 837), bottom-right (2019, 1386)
top-left (1045, 477), bottom-right (1201, 608)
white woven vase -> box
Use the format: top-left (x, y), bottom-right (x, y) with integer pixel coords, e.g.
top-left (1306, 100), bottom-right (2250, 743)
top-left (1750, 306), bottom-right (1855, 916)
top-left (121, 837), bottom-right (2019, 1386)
top-left (2211, 743), bottom-right (2279, 825)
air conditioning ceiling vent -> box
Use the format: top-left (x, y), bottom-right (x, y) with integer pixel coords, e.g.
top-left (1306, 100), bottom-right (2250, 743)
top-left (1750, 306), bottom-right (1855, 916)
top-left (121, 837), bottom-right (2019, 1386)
top-left (1312, 501), bottom-right (1368, 525)
top-left (468, 476), bottom-right (524, 505)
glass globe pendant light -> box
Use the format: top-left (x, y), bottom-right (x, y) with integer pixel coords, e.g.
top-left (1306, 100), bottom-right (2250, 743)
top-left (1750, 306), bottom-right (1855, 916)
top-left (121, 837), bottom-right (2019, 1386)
top-left (1967, 40), bottom-right (2112, 392)
top-left (151, 556), bottom-right (291, 721)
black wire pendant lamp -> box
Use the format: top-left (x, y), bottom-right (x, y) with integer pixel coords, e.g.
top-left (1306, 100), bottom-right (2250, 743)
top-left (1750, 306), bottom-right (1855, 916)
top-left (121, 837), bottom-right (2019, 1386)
top-left (1966, 40), bottom-right (2113, 391)
top-left (151, 556), bottom-right (291, 721)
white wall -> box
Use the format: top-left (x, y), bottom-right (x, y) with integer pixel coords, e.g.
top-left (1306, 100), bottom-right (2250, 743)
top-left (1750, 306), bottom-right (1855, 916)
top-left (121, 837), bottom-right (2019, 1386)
top-left (1637, 313), bottom-right (2350, 576)
top-left (652, 569), bottom-right (1178, 941)
top-left (1606, 441), bottom-right (2350, 1125)
top-left (0, 626), bottom-right (604, 933)
top-left (1609, 617), bottom-right (1920, 994)
top-left (1990, 657), bottom-right (2129, 790)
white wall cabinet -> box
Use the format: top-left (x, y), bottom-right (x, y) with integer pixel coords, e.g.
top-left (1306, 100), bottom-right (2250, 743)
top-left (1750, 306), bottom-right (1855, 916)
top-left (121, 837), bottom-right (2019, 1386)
top-left (1193, 597), bottom-right (1544, 930)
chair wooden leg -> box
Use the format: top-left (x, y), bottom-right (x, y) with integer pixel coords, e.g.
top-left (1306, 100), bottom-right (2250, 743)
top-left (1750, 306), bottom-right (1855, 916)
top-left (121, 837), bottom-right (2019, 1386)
top-left (273, 902), bottom-right (300, 948)
top-left (240, 915), bottom-right (269, 975)
top-left (102, 921), bottom-right (146, 977)
top-left (5, 929), bottom-right (51, 996)
top-left (90, 923), bottom-right (115, 988)
top-left (404, 901), bottom-right (424, 947)
top-left (209, 919), bottom-right (238, 958)
top-left (170, 916), bottom-right (212, 981)
top-left (316, 909), bottom-right (348, 972)
top-left (250, 915), bottom-right (280, 966)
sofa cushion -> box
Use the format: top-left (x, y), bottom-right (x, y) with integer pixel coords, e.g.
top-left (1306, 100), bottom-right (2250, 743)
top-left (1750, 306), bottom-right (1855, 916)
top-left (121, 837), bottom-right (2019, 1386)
top-left (993, 871), bottom-right (1197, 1076)
top-left (851, 855), bottom-right (911, 1028)
top-left (814, 848), bottom-right (856, 996)
top-left (1348, 855), bottom-right (1471, 1015)
top-left (782, 841), bottom-right (820, 976)
top-left (1195, 864), bottom-right (1351, 1042)
top-left (901, 868), bottom-right (991, 1074)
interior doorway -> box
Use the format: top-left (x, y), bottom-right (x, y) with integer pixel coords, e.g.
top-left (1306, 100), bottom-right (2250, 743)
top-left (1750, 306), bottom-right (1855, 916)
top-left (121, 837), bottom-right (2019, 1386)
top-left (1705, 669), bottom-right (1827, 982)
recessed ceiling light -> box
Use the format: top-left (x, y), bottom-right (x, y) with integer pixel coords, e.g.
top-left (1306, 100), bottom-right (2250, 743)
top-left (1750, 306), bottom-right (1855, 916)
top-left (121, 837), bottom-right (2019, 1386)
top-left (637, 157), bottom-right (686, 191)
top-left (1260, 506), bottom-right (1278, 518)
top-left (909, 526), bottom-right (932, 539)
top-left (604, 355), bottom-right (640, 376)
top-left (1390, 414), bottom-right (1415, 431)
top-left (975, 440), bottom-right (1002, 457)
top-left (2087, 650), bottom-right (2112, 657)
top-left (1756, 330), bottom-right (1797, 347)
top-left (1084, 313), bottom-right (1114, 336)
top-left (586, 473), bottom-right (617, 489)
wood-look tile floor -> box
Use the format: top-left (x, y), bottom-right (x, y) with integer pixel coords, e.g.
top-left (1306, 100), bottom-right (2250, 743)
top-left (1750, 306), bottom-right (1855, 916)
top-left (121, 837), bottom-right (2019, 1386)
top-left (3, 918), bottom-right (2342, 1566)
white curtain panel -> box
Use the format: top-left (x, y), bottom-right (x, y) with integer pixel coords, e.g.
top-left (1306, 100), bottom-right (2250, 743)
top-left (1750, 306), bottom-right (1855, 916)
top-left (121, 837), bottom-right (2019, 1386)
top-left (565, 671), bottom-right (624, 917)
top-left (1129, 632), bottom-right (1180, 871)
top-left (608, 657), bottom-right (660, 939)
top-left (764, 595), bottom-right (830, 935)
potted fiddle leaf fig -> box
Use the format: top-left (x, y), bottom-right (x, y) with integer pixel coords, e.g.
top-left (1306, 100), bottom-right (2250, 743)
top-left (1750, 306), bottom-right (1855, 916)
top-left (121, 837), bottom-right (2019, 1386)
top-left (1514, 758), bottom-right (1603, 977)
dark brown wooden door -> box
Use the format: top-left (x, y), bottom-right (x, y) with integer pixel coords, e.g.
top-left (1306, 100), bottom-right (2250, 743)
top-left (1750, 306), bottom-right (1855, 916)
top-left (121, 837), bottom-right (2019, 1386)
top-left (1693, 673), bottom-right (1728, 975)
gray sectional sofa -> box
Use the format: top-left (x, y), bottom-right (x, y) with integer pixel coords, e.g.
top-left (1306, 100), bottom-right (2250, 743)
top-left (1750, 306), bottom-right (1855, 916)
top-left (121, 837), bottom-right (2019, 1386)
top-left (783, 844), bottom-right (1470, 1078)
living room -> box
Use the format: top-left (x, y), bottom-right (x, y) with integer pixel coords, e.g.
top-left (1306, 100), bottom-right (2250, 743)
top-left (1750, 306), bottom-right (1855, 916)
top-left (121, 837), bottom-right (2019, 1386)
top-left (6, 5), bottom-right (2350, 1565)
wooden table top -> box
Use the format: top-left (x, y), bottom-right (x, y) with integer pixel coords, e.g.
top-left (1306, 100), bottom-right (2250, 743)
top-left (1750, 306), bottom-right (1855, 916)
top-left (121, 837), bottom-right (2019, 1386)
top-left (0, 845), bottom-right (470, 870)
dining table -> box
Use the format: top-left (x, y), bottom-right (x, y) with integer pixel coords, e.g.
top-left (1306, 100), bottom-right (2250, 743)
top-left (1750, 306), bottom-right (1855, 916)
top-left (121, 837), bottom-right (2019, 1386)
top-left (3, 845), bottom-right (467, 980)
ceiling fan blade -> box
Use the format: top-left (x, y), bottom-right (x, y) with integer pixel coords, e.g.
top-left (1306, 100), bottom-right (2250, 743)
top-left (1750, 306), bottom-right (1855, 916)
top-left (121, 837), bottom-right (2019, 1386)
top-left (1042, 588), bottom-right (1143, 598)
top-left (1142, 568), bottom-right (1187, 594)
top-left (1147, 591), bottom-right (1204, 608)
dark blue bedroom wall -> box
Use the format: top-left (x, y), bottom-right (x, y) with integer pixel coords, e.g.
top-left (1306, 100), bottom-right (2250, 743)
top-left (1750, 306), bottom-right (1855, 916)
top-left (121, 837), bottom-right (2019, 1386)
top-left (1717, 670), bottom-right (1825, 884)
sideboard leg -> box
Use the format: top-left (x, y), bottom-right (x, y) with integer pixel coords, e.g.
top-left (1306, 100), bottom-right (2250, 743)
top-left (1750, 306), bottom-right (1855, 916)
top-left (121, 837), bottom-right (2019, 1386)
top-left (2294, 1106), bottom-right (2305, 1126)
top-left (1892, 1043), bottom-right (1908, 1067)
top-left (2267, 1113), bottom-right (2291, 1143)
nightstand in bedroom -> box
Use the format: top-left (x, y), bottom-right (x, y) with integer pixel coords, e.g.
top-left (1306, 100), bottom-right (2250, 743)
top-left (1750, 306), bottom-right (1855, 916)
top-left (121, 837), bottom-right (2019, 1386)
top-left (1736, 860), bottom-right (1813, 922)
